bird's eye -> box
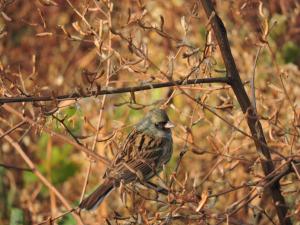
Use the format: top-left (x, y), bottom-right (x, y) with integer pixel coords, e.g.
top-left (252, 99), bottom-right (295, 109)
top-left (155, 122), bottom-right (166, 129)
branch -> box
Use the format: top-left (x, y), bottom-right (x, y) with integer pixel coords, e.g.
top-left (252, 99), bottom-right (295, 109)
top-left (0, 77), bottom-right (229, 104)
top-left (199, 1), bottom-right (291, 224)
top-left (0, 163), bottom-right (32, 172)
top-left (0, 121), bottom-right (27, 140)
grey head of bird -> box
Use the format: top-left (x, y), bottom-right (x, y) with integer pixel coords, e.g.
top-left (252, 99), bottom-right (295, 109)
top-left (136, 108), bottom-right (175, 138)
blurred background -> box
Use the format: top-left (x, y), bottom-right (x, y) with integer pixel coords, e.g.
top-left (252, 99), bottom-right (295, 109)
top-left (0, 0), bottom-right (299, 224)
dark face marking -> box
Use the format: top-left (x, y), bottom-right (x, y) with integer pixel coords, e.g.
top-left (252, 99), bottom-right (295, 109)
top-left (154, 121), bottom-right (168, 130)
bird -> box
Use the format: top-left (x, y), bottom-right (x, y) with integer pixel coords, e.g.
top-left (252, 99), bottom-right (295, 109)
top-left (79, 108), bottom-right (174, 210)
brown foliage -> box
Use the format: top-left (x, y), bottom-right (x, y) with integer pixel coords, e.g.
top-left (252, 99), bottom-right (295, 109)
top-left (0, 0), bottom-right (299, 224)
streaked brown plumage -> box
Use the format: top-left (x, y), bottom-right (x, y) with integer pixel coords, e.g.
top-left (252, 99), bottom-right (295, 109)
top-left (79, 109), bottom-right (174, 210)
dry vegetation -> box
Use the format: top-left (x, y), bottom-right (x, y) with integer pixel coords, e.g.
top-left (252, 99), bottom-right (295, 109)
top-left (0, 0), bottom-right (300, 224)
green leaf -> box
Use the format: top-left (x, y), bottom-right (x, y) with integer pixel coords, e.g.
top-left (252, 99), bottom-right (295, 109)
top-left (128, 109), bottom-right (143, 124)
top-left (151, 89), bottom-right (164, 102)
top-left (10, 208), bottom-right (24, 225)
top-left (50, 144), bottom-right (80, 185)
top-left (282, 41), bottom-right (300, 64)
top-left (57, 213), bottom-right (76, 225)
top-left (199, 25), bottom-right (206, 39)
top-left (270, 14), bottom-right (287, 41)
top-left (53, 106), bottom-right (83, 136)
top-left (37, 133), bottom-right (49, 158)
top-left (0, 167), bottom-right (7, 219)
top-left (24, 141), bottom-right (80, 187)
top-left (22, 172), bottom-right (37, 185)
top-left (114, 105), bottom-right (126, 119)
top-left (51, 161), bottom-right (79, 185)
top-left (64, 106), bottom-right (77, 118)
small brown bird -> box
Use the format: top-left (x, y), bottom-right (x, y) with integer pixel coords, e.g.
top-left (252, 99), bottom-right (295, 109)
top-left (79, 108), bottom-right (174, 210)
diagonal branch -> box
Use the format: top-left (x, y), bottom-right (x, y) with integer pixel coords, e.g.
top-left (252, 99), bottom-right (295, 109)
top-left (0, 120), bottom-right (27, 140)
top-left (199, 0), bottom-right (291, 224)
top-left (0, 128), bottom-right (84, 225)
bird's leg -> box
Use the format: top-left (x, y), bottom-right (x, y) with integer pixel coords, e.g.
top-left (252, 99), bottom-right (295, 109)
top-left (142, 181), bottom-right (169, 195)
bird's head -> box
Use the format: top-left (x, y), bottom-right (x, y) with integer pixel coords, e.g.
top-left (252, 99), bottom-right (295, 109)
top-left (137, 109), bottom-right (174, 136)
top-left (148, 108), bottom-right (174, 129)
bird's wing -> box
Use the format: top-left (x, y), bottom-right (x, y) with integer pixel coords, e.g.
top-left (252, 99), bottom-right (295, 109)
top-left (112, 127), bottom-right (139, 166)
top-left (108, 130), bottom-right (168, 183)
top-left (103, 128), bottom-right (138, 178)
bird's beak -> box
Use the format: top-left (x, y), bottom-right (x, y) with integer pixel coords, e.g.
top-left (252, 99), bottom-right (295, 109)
top-left (164, 121), bottom-right (175, 128)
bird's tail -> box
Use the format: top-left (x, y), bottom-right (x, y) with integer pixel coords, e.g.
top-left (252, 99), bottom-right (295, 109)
top-left (79, 179), bottom-right (114, 211)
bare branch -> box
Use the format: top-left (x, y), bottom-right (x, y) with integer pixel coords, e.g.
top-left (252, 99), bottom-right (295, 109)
top-left (0, 77), bottom-right (229, 104)
top-left (199, 0), bottom-right (291, 224)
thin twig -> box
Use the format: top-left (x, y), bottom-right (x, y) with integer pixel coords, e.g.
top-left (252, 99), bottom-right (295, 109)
top-left (0, 120), bottom-right (27, 140)
top-left (36, 208), bottom-right (76, 225)
top-left (3, 104), bottom-right (111, 165)
top-left (52, 114), bottom-right (82, 145)
top-left (0, 163), bottom-right (33, 172)
top-left (250, 46), bottom-right (262, 113)
top-left (80, 0), bottom-right (113, 203)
